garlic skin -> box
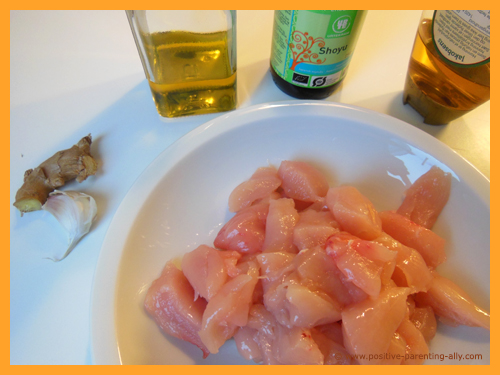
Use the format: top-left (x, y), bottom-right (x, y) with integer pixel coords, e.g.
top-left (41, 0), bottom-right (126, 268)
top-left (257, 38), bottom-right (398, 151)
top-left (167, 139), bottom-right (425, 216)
top-left (42, 190), bottom-right (97, 261)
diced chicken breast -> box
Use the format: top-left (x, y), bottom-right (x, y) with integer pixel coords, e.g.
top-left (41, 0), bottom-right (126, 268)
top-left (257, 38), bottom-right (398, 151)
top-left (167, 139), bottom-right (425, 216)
top-left (374, 233), bottom-right (432, 293)
top-left (145, 161), bottom-right (488, 366)
top-left (326, 232), bottom-right (384, 298)
top-left (262, 259), bottom-right (342, 329)
top-left (347, 235), bottom-right (397, 285)
top-left (181, 245), bottom-right (228, 300)
top-left (314, 321), bottom-right (344, 345)
top-left (397, 318), bottom-right (429, 365)
top-left (303, 197), bottom-right (329, 212)
top-left (214, 202), bottom-right (269, 254)
top-left (233, 326), bottom-right (262, 363)
top-left (241, 304), bottom-right (325, 365)
top-left (397, 166), bottom-right (451, 229)
top-left (278, 160), bottom-right (330, 202)
top-left (217, 250), bottom-right (242, 278)
top-left (406, 295), bottom-right (416, 317)
top-left (262, 271), bottom-right (300, 327)
top-left (273, 325), bottom-right (324, 365)
top-left (246, 304), bottom-right (281, 365)
top-left (293, 210), bottom-right (340, 251)
top-left (257, 251), bottom-right (296, 284)
top-left (326, 186), bottom-right (382, 240)
top-left (144, 262), bottom-right (210, 358)
top-left (198, 273), bottom-right (259, 354)
top-left (305, 209), bottom-right (338, 226)
top-left (229, 253), bottom-right (260, 278)
top-left (262, 198), bottom-right (300, 253)
top-left (410, 306), bottom-right (437, 343)
top-left (285, 283), bottom-right (342, 328)
top-left (294, 247), bottom-right (368, 306)
top-left (228, 167), bottom-right (282, 213)
top-left (342, 286), bottom-right (409, 365)
top-left (380, 333), bottom-right (406, 365)
top-left (311, 329), bottom-right (355, 365)
top-left (229, 255), bottom-right (263, 304)
top-left (379, 210), bottom-right (446, 269)
top-left (414, 271), bottom-right (490, 330)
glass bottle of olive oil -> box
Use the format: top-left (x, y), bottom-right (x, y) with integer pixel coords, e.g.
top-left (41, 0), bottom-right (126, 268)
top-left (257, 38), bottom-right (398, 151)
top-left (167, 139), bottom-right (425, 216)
top-left (126, 11), bottom-right (237, 118)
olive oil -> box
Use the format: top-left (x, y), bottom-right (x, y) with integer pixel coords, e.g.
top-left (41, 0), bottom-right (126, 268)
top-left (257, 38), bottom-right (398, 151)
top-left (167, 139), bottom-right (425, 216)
top-left (141, 30), bottom-right (236, 118)
top-left (404, 12), bottom-right (490, 125)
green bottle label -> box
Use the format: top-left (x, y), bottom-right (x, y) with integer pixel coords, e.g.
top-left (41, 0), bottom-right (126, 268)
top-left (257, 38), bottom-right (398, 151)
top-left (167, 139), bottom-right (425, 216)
top-left (270, 10), bottom-right (366, 89)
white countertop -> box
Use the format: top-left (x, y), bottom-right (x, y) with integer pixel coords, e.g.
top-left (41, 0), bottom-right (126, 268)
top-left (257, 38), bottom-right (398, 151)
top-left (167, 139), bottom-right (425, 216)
top-left (10, 10), bottom-right (490, 365)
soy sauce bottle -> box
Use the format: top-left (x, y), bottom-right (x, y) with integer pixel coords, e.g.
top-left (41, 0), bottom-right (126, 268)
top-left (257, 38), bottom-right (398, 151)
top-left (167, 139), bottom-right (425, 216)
top-left (270, 10), bottom-right (367, 99)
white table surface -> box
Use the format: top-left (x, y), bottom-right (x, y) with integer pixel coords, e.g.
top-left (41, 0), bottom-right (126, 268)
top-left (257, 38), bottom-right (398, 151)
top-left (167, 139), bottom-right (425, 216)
top-left (10, 10), bottom-right (490, 365)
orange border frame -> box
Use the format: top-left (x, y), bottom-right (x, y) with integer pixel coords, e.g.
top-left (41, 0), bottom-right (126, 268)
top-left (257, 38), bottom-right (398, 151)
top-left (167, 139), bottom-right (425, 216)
top-left (6, 1), bottom-right (495, 372)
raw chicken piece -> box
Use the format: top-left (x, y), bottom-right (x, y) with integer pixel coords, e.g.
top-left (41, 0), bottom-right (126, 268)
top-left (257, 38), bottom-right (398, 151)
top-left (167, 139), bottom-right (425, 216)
top-left (181, 245), bottom-right (228, 300)
top-left (299, 207), bottom-right (339, 227)
top-left (228, 167), bottom-right (282, 213)
top-left (259, 249), bottom-right (342, 328)
top-left (198, 272), bottom-right (259, 354)
top-left (397, 166), bottom-right (451, 229)
top-left (374, 233), bottom-right (432, 293)
top-left (238, 304), bottom-right (325, 365)
top-left (229, 255), bottom-right (264, 304)
top-left (144, 262), bottom-right (210, 358)
top-left (214, 201), bottom-right (269, 254)
top-left (379, 210), bottom-right (446, 269)
top-left (285, 283), bottom-right (342, 327)
top-left (257, 252), bottom-right (297, 317)
top-left (228, 253), bottom-right (260, 277)
top-left (262, 198), bottom-right (300, 253)
top-left (314, 321), bottom-right (344, 345)
top-left (278, 160), bottom-right (329, 202)
top-left (233, 326), bottom-right (263, 362)
top-left (347, 234), bottom-right (397, 285)
top-left (414, 271), bottom-right (490, 329)
top-left (262, 271), bottom-right (300, 327)
top-left (273, 324), bottom-right (324, 365)
top-left (245, 304), bottom-right (281, 365)
top-left (311, 329), bottom-right (353, 365)
top-left (257, 251), bottom-right (296, 283)
top-left (326, 186), bottom-right (382, 240)
top-left (303, 197), bottom-right (329, 212)
top-left (326, 232), bottom-right (384, 298)
top-left (217, 250), bottom-right (242, 278)
top-left (406, 295), bottom-right (416, 317)
top-left (380, 333), bottom-right (406, 365)
top-left (342, 286), bottom-right (409, 365)
top-left (410, 306), bottom-right (437, 342)
top-left (294, 247), bottom-right (368, 306)
top-left (293, 209), bottom-right (340, 251)
top-left (397, 318), bottom-right (429, 365)
top-left (312, 323), bottom-right (355, 365)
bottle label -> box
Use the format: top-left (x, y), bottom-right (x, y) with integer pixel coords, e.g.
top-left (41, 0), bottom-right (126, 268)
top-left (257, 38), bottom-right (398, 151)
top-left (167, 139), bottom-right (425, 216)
top-left (432, 10), bottom-right (490, 67)
top-left (270, 10), bottom-right (366, 89)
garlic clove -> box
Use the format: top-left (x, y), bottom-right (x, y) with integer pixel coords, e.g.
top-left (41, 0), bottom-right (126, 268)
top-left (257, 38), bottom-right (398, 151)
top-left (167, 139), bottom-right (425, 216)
top-left (42, 190), bottom-right (97, 261)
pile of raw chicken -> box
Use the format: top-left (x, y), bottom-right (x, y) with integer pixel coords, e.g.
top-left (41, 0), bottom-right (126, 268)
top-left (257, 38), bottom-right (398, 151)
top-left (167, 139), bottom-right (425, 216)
top-left (144, 160), bottom-right (490, 365)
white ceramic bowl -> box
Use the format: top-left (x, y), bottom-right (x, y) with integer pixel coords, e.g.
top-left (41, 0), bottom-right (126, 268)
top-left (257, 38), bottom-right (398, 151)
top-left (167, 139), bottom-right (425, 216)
top-left (91, 101), bottom-right (490, 365)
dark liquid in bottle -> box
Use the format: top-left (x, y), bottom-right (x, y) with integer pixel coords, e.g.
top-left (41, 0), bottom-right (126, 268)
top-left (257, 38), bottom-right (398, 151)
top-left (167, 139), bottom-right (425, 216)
top-left (270, 64), bottom-right (343, 99)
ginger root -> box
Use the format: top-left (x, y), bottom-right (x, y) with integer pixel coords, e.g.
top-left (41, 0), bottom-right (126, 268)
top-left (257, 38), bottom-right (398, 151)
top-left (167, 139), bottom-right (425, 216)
top-left (14, 134), bottom-right (97, 213)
